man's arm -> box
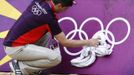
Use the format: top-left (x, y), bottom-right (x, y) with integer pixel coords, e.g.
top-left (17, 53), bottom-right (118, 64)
top-left (55, 32), bottom-right (99, 48)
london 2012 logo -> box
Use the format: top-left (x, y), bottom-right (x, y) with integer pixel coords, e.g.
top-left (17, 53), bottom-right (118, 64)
top-left (32, 5), bottom-right (42, 16)
top-left (31, 2), bottom-right (48, 16)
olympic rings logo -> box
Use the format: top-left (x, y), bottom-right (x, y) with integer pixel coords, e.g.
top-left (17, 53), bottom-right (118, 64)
top-left (58, 17), bottom-right (131, 56)
top-left (31, 5), bottom-right (42, 16)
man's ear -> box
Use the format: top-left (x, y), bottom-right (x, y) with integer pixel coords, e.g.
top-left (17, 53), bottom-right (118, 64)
top-left (57, 3), bottom-right (63, 8)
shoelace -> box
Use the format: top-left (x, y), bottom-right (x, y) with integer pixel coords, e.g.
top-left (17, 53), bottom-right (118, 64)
top-left (13, 60), bottom-right (22, 75)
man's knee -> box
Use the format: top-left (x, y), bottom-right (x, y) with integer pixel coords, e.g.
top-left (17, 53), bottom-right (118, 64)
top-left (49, 54), bottom-right (62, 66)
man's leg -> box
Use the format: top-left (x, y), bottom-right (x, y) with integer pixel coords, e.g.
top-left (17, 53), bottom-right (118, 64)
top-left (6, 44), bottom-right (61, 75)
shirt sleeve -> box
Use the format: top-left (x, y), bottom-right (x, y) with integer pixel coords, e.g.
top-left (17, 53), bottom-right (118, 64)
top-left (48, 18), bottom-right (62, 36)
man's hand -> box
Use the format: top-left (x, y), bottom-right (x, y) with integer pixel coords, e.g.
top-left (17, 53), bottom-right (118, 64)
top-left (88, 38), bottom-right (100, 47)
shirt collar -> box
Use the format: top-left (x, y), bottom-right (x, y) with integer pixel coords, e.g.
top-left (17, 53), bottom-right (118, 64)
top-left (47, 0), bottom-right (59, 20)
top-left (48, 0), bottom-right (55, 12)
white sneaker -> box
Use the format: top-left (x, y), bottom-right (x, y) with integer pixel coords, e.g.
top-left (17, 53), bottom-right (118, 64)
top-left (9, 60), bottom-right (23, 75)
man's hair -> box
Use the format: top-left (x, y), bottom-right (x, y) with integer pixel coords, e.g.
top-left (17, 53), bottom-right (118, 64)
top-left (52, 0), bottom-right (74, 7)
